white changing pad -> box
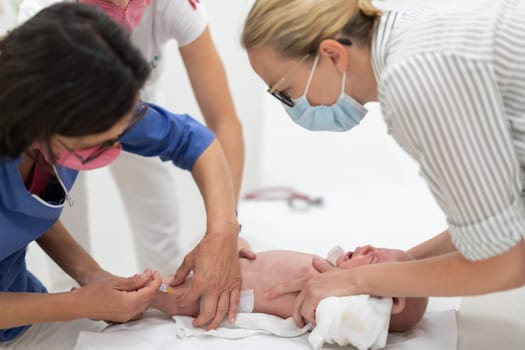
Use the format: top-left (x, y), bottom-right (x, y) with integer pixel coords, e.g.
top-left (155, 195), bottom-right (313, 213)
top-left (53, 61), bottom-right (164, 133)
top-left (74, 308), bottom-right (457, 350)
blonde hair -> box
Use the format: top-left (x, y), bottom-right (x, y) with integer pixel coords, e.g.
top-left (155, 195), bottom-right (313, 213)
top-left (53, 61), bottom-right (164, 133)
top-left (241, 0), bottom-right (382, 58)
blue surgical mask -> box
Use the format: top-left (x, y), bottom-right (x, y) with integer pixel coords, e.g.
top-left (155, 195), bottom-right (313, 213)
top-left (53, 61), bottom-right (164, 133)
top-left (284, 54), bottom-right (367, 132)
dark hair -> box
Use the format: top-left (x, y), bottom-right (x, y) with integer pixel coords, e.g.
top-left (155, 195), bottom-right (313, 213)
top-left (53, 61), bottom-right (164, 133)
top-left (0, 3), bottom-right (150, 159)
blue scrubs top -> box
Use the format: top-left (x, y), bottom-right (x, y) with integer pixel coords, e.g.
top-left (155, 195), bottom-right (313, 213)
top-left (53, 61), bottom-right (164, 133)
top-left (0, 103), bottom-right (214, 342)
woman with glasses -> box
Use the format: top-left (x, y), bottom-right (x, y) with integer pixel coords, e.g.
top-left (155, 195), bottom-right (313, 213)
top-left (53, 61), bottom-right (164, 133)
top-left (0, 4), bottom-right (242, 348)
top-left (241, 0), bottom-right (525, 328)
top-left (19, 0), bottom-right (245, 300)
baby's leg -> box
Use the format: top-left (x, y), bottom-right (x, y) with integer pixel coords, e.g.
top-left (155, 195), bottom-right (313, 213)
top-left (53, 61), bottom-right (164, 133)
top-left (149, 276), bottom-right (199, 317)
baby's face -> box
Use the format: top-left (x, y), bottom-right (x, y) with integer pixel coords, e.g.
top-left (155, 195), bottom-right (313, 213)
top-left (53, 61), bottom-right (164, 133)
top-left (335, 245), bottom-right (411, 269)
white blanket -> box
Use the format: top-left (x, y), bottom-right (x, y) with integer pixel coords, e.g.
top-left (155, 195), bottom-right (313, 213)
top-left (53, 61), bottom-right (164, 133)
top-left (173, 313), bottom-right (312, 339)
top-left (74, 309), bottom-right (457, 350)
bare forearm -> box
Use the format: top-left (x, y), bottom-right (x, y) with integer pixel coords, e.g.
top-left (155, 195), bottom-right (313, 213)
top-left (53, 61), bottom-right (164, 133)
top-left (36, 220), bottom-right (103, 286)
top-left (214, 123), bottom-right (244, 203)
top-left (356, 239), bottom-right (525, 298)
top-left (0, 292), bottom-right (79, 329)
top-left (407, 229), bottom-right (456, 259)
top-left (191, 139), bottom-right (238, 235)
top-left (181, 28), bottom-right (245, 203)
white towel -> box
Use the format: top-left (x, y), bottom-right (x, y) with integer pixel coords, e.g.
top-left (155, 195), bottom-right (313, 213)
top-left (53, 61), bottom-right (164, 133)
top-left (173, 313), bottom-right (312, 339)
top-left (309, 295), bottom-right (393, 350)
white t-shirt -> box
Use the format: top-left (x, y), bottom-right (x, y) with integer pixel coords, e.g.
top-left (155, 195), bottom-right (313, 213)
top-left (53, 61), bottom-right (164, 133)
top-left (132, 0), bottom-right (208, 101)
top-left (18, 0), bottom-right (209, 102)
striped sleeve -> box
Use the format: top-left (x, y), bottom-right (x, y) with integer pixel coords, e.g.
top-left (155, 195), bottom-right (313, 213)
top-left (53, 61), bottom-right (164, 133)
top-left (380, 52), bottom-right (525, 260)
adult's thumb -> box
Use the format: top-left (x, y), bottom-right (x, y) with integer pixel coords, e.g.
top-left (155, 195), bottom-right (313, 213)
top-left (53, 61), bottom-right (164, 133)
top-left (115, 272), bottom-right (151, 291)
top-left (170, 258), bottom-right (192, 287)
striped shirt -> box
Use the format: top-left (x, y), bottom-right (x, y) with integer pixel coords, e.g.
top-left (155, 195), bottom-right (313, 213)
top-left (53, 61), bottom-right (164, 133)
top-left (371, 0), bottom-right (525, 260)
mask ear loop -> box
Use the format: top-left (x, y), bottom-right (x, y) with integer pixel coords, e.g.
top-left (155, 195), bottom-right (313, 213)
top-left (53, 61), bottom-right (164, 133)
top-left (302, 54), bottom-right (320, 97)
top-left (340, 71), bottom-right (347, 99)
top-left (336, 37), bottom-right (351, 99)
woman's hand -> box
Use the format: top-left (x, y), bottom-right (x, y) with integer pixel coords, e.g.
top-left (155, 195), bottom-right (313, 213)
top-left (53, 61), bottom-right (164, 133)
top-left (263, 256), bottom-right (331, 300)
top-left (75, 270), bottom-right (162, 323)
top-left (292, 267), bottom-right (357, 327)
top-left (264, 256), bottom-right (357, 327)
top-left (170, 231), bottom-right (241, 329)
top-left (78, 268), bottom-right (115, 286)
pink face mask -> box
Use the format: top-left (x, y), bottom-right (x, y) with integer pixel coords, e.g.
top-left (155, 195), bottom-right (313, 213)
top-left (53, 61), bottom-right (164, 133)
top-left (55, 144), bottom-right (122, 170)
top-left (79, 0), bottom-right (152, 31)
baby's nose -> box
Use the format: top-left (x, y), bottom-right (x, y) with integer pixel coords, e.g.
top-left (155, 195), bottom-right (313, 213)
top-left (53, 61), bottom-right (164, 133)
top-left (355, 245), bottom-right (375, 256)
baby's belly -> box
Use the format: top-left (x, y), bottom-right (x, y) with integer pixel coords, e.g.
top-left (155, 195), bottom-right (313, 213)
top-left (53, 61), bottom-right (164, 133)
top-left (239, 250), bottom-right (319, 316)
top-left (240, 250), bottom-right (318, 289)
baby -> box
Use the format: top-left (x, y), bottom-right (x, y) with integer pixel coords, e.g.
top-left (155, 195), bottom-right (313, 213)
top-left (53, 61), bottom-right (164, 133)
top-left (150, 240), bottom-right (428, 332)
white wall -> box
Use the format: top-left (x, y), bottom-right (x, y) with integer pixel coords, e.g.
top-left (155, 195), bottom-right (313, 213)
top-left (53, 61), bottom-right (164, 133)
top-left (26, 0), bottom-right (451, 286)
top-left (0, 0), bottom-right (17, 34)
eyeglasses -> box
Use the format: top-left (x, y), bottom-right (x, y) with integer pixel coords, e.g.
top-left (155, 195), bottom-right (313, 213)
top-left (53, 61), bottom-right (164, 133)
top-left (267, 54), bottom-right (310, 108)
top-left (60, 101), bottom-right (148, 164)
top-left (267, 39), bottom-right (352, 108)
top-left (243, 187), bottom-right (323, 211)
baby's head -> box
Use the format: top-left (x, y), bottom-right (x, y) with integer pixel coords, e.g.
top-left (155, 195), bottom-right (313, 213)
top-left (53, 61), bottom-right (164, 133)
top-left (335, 245), bottom-right (428, 332)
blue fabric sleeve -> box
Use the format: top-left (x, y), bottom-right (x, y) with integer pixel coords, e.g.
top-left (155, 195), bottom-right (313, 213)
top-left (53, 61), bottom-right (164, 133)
top-left (120, 103), bottom-right (215, 170)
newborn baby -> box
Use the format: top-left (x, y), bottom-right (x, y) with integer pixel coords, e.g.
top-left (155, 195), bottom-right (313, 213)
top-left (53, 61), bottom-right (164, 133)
top-left (151, 240), bottom-right (428, 332)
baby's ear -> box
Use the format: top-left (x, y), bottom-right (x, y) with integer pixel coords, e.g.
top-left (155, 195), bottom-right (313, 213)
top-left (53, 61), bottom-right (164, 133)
top-left (391, 297), bottom-right (406, 315)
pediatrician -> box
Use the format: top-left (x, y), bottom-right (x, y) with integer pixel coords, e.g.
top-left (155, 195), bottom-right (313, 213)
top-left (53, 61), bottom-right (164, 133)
top-left (0, 4), bottom-right (241, 348)
top-left (241, 0), bottom-right (525, 326)
top-left (18, 0), bottom-right (245, 290)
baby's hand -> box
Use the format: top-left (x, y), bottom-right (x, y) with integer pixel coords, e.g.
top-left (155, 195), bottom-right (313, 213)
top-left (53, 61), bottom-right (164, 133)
top-left (312, 256), bottom-right (338, 273)
top-left (237, 237), bottom-right (256, 260)
top-left (238, 247), bottom-right (256, 260)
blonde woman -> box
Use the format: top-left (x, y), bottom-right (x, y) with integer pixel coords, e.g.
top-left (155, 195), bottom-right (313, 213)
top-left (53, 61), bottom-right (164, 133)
top-left (242, 0), bottom-right (525, 327)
